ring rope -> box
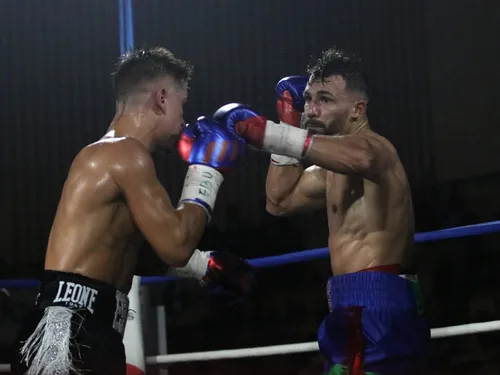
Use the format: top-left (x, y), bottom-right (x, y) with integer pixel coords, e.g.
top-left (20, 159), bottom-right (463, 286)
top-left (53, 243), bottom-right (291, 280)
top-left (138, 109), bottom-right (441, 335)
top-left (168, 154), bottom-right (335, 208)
top-left (0, 220), bottom-right (499, 371)
top-left (145, 320), bottom-right (500, 365)
top-left (0, 320), bottom-right (498, 371)
top-left (1, 220), bottom-right (500, 288)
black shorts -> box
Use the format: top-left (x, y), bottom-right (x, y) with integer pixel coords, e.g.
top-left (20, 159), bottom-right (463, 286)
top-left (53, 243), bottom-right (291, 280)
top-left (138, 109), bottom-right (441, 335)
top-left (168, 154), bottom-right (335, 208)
top-left (10, 270), bottom-right (129, 375)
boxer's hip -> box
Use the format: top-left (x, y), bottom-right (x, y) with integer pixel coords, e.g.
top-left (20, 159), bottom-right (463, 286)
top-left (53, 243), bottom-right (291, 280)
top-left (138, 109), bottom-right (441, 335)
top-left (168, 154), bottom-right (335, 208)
top-left (318, 267), bottom-right (430, 375)
top-left (14, 270), bottom-right (129, 375)
top-left (32, 270), bottom-right (129, 336)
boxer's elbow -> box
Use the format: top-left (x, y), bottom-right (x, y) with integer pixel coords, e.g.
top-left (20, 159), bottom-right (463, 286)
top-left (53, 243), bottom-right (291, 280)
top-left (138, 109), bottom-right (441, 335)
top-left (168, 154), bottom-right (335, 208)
top-left (170, 237), bottom-right (193, 267)
top-left (160, 247), bottom-right (191, 268)
top-left (265, 197), bottom-right (293, 217)
top-left (265, 186), bottom-right (294, 217)
top-left (340, 139), bottom-right (377, 175)
top-left (158, 229), bottom-right (193, 267)
top-left (167, 251), bottom-right (191, 267)
top-left (353, 145), bottom-right (375, 174)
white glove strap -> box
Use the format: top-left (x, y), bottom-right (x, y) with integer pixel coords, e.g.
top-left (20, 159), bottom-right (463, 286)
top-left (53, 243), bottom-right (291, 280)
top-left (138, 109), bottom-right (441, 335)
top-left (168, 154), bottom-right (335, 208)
top-left (179, 165), bottom-right (223, 221)
top-left (270, 154), bottom-right (300, 166)
top-left (166, 249), bottom-right (211, 280)
top-left (263, 121), bottom-right (310, 159)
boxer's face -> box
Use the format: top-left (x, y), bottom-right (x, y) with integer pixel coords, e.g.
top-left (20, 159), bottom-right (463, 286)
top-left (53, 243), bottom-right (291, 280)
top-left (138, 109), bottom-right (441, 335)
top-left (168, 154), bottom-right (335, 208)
top-left (155, 81), bottom-right (188, 148)
top-left (303, 75), bottom-right (365, 135)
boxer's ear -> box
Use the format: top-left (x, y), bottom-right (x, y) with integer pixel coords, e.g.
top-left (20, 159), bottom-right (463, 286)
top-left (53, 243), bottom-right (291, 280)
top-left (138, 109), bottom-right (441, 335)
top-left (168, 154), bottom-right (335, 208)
top-left (351, 100), bottom-right (366, 120)
top-left (151, 88), bottom-right (169, 116)
top-left (153, 88), bottom-right (168, 115)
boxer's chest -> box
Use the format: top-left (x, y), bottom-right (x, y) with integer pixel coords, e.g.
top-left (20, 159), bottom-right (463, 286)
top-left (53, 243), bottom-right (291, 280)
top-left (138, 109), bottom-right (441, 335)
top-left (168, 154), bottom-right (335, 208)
top-left (326, 171), bottom-right (365, 220)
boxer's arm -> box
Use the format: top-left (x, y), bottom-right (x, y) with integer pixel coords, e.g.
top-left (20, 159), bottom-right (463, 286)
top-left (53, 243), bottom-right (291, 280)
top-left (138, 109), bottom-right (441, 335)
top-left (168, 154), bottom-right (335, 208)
top-left (232, 111), bottom-right (393, 179)
top-left (113, 142), bottom-right (206, 267)
top-left (304, 134), bottom-right (394, 179)
top-left (166, 249), bottom-right (209, 280)
top-left (265, 164), bottom-right (326, 216)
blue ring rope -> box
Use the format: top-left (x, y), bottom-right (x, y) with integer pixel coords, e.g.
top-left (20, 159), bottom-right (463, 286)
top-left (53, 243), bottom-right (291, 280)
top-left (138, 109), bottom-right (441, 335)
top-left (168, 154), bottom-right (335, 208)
top-left (1, 220), bottom-right (499, 288)
top-left (118, 0), bottom-right (134, 55)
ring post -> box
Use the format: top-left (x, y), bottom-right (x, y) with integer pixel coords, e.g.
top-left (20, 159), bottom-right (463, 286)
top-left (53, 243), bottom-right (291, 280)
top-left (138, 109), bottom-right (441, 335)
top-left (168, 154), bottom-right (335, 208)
top-left (125, 276), bottom-right (146, 375)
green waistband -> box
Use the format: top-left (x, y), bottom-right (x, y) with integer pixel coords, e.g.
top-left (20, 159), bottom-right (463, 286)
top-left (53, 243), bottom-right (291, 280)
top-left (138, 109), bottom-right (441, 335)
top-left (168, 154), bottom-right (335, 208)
top-left (408, 277), bottom-right (425, 315)
top-left (325, 364), bottom-right (380, 375)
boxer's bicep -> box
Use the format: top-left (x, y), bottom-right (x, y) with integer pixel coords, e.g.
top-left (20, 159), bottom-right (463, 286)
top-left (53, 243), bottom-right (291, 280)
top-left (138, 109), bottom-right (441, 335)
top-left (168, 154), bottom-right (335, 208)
top-left (306, 134), bottom-right (393, 179)
top-left (287, 165), bottom-right (327, 211)
top-left (114, 147), bottom-right (195, 266)
top-left (298, 165), bottom-right (328, 198)
top-left (266, 165), bottom-right (326, 216)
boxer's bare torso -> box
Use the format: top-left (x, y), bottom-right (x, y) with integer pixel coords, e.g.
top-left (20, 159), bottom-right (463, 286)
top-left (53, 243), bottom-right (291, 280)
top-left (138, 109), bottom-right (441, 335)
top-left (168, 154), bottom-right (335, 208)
top-left (45, 137), bottom-right (143, 293)
top-left (324, 132), bottom-right (413, 274)
top-left (266, 130), bottom-right (414, 275)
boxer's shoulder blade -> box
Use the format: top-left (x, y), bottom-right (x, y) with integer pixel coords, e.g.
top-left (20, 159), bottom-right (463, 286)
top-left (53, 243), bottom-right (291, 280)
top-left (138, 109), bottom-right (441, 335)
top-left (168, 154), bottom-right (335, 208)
top-left (100, 137), bottom-right (157, 186)
top-left (63, 137), bottom-right (152, 206)
top-left (75, 137), bottom-right (153, 181)
top-left (85, 136), bottom-right (148, 159)
top-left (364, 131), bottom-right (399, 173)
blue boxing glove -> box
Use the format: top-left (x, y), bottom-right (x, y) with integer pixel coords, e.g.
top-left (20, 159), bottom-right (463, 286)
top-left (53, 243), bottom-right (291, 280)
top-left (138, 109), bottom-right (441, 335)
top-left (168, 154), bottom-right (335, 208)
top-left (212, 103), bottom-right (265, 145)
top-left (275, 76), bottom-right (308, 127)
top-left (178, 116), bottom-right (246, 220)
top-left (178, 116), bottom-right (245, 169)
top-left (272, 76), bottom-right (309, 166)
top-left (213, 103), bottom-right (312, 160)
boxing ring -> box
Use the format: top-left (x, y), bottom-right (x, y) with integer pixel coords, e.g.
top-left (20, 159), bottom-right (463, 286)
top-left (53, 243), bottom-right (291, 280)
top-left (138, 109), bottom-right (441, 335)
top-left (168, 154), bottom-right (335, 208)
top-left (0, 2), bottom-right (498, 372)
top-left (1, 220), bottom-right (500, 373)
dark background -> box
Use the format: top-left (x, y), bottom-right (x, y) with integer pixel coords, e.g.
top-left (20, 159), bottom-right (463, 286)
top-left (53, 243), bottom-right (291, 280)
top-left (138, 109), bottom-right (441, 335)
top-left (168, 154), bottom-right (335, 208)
top-left (0, 0), bottom-right (499, 374)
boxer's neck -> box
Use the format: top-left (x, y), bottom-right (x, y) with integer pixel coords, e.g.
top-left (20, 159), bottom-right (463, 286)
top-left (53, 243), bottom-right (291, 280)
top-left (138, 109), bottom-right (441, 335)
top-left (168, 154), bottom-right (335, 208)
top-left (109, 101), bottom-right (156, 151)
top-left (342, 117), bottom-right (370, 135)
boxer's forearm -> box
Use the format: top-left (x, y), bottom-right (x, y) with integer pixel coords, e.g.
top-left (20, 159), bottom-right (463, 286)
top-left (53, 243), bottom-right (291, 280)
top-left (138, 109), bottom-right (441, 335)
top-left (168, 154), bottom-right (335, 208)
top-left (166, 249), bottom-right (209, 280)
top-left (305, 135), bottom-right (376, 176)
top-left (265, 164), bottom-right (303, 204)
top-left (168, 204), bottom-right (208, 266)
top-left (170, 165), bottom-right (222, 266)
top-left (258, 122), bottom-right (379, 177)
top-left (265, 164), bottom-right (326, 216)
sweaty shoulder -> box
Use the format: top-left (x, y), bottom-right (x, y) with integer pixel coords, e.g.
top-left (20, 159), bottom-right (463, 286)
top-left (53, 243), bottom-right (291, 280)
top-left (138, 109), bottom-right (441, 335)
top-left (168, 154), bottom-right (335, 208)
top-left (72, 137), bottom-right (154, 183)
top-left (99, 137), bottom-right (154, 180)
top-left (364, 131), bottom-right (399, 166)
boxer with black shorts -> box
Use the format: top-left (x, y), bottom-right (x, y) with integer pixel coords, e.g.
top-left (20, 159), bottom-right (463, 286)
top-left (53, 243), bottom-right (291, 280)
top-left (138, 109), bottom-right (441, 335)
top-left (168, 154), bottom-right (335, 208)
top-left (11, 47), bottom-right (251, 375)
top-left (213, 48), bottom-right (430, 374)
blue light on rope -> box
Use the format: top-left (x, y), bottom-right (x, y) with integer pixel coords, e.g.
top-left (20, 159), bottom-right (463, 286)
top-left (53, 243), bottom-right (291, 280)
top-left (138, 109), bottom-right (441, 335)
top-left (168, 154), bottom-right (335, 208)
top-left (118, 0), bottom-right (134, 55)
top-left (2, 220), bottom-right (500, 288)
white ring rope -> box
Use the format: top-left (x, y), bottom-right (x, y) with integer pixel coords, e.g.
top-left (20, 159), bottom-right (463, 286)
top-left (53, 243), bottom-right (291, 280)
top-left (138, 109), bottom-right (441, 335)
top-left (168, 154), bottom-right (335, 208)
top-left (145, 320), bottom-right (500, 365)
top-left (1, 320), bottom-right (499, 371)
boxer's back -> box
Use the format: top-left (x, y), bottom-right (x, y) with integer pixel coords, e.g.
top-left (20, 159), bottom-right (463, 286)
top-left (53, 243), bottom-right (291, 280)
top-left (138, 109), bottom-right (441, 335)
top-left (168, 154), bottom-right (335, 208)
top-left (326, 131), bottom-right (414, 275)
top-left (45, 138), bottom-right (142, 293)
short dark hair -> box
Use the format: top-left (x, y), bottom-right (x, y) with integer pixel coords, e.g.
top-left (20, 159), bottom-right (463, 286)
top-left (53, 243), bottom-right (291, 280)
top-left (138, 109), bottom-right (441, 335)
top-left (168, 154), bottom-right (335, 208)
top-left (113, 46), bottom-right (193, 100)
top-left (307, 47), bottom-right (369, 99)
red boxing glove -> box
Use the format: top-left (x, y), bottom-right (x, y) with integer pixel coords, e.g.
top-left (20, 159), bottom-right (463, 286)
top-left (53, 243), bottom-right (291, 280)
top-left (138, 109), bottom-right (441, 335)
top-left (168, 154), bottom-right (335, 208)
top-left (201, 251), bottom-right (254, 295)
top-left (272, 76), bottom-right (309, 165)
top-left (275, 76), bottom-right (308, 127)
top-left (178, 116), bottom-right (245, 171)
top-left (213, 103), bottom-right (313, 160)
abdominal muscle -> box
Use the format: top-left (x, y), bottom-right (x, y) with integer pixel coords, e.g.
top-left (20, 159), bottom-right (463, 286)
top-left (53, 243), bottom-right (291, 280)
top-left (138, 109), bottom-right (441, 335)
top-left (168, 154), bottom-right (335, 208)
top-left (327, 230), bottom-right (404, 275)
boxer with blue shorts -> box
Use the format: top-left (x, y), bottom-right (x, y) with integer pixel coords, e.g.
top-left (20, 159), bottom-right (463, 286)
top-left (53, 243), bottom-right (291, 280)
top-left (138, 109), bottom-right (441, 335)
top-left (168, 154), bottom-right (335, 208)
top-left (318, 265), bottom-right (429, 374)
top-left (213, 47), bottom-right (431, 374)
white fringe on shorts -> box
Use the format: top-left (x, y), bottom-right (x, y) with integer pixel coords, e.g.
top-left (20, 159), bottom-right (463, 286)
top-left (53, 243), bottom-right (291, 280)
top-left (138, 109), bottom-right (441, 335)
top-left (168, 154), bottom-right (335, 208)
top-left (20, 306), bottom-right (83, 375)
